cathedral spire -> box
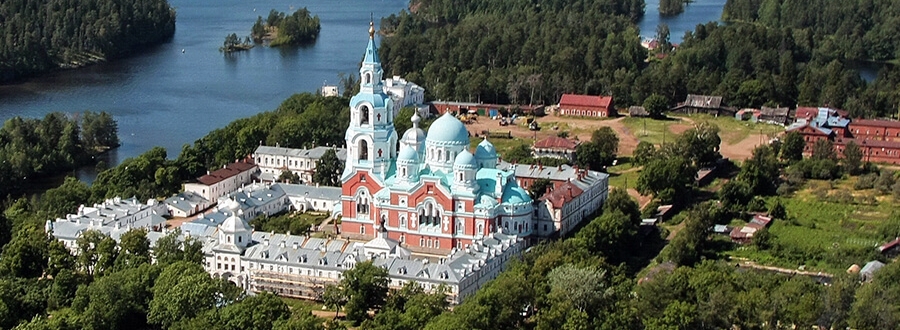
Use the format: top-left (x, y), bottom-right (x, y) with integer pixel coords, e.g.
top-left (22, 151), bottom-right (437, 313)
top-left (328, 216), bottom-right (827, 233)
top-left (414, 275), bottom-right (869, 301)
top-left (369, 14), bottom-right (375, 39)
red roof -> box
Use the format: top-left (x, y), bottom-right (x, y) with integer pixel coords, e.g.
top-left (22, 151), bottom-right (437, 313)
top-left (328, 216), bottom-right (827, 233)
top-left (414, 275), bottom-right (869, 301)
top-left (196, 162), bottom-right (257, 185)
top-left (559, 94), bottom-right (612, 109)
top-left (795, 107), bottom-right (819, 119)
top-left (838, 138), bottom-right (900, 149)
top-left (533, 136), bottom-right (578, 150)
top-left (852, 119), bottom-right (900, 129)
top-left (879, 237), bottom-right (900, 252)
top-left (539, 182), bottom-right (584, 208)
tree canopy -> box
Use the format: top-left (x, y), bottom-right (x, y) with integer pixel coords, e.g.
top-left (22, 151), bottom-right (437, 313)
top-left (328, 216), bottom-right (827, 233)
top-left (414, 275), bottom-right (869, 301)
top-left (0, 0), bottom-right (176, 82)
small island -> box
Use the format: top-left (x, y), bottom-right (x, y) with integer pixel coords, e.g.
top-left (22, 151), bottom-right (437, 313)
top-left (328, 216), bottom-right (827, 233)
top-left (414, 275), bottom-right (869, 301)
top-left (220, 33), bottom-right (254, 53)
top-left (251, 8), bottom-right (321, 47)
top-left (659, 0), bottom-right (689, 16)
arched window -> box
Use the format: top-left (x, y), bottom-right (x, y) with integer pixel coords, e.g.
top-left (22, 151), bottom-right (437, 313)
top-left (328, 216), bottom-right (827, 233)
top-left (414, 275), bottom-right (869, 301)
top-left (418, 201), bottom-right (442, 226)
top-left (402, 167), bottom-right (407, 177)
top-left (360, 106), bottom-right (370, 125)
top-left (359, 140), bottom-right (369, 161)
top-left (365, 72), bottom-right (372, 84)
top-left (356, 194), bottom-right (369, 215)
top-left (438, 149), bottom-right (443, 162)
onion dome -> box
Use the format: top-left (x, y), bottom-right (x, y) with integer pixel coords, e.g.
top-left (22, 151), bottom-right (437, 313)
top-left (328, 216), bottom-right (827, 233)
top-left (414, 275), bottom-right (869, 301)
top-left (397, 145), bottom-right (418, 163)
top-left (425, 113), bottom-right (469, 146)
top-left (453, 150), bottom-right (478, 169)
top-left (475, 137), bottom-right (497, 160)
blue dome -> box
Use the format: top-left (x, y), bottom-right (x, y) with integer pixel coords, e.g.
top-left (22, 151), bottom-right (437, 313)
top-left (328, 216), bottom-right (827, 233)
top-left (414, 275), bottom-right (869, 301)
top-left (453, 150), bottom-right (478, 169)
top-left (398, 145), bottom-right (418, 162)
top-left (426, 113), bottom-right (469, 145)
top-left (475, 138), bottom-right (497, 160)
top-left (502, 184), bottom-right (532, 205)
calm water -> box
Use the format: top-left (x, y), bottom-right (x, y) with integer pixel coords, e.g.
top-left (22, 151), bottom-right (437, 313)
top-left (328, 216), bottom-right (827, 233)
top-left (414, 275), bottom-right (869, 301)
top-left (638, 0), bottom-right (727, 43)
top-left (0, 0), bottom-right (730, 184)
top-left (0, 0), bottom-right (408, 182)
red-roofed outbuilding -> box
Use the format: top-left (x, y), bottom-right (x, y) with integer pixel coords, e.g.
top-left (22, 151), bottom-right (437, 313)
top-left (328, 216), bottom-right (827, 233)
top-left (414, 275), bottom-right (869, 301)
top-left (557, 94), bottom-right (616, 118)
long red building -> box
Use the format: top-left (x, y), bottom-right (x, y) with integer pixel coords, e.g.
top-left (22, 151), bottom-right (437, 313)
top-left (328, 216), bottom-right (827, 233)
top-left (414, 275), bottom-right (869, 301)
top-left (557, 94), bottom-right (616, 118)
top-left (788, 107), bottom-right (900, 164)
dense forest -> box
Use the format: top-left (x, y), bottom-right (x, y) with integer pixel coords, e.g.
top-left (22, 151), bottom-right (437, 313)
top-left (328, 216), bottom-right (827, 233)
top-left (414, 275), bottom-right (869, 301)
top-left (251, 8), bottom-right (322, 46)
top-left (0, 0), bottom-right (176, 82)
top-left (378, 0), bottom-right (646, 106)
top-left (379, 0), bottom-right (900, 118)
top-left (0, 111), bottom-right (118, 198)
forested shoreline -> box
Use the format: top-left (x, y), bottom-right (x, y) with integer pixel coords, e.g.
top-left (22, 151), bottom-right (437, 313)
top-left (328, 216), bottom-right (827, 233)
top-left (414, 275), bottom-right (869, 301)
top-left (0, 0), bottom-right (176, 83)
top-left (0, 111), bottom-right (118, 198)
top-left (380, 0), bottom-right (900, 118)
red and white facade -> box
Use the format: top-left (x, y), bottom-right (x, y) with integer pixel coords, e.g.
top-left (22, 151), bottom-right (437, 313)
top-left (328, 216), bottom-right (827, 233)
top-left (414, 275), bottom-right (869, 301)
top-left (338, 31), bottom-right (534, 253)
top-left (557, 93), bottom-right (616, 118)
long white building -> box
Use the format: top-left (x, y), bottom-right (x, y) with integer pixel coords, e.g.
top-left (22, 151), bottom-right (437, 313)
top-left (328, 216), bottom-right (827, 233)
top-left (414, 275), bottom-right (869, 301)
top-left (203, 213), bottom-right (523, 304)
top-left (383, 75), bottom-right (425, 114)
top-left (252, 146), bottom-right (347, 184)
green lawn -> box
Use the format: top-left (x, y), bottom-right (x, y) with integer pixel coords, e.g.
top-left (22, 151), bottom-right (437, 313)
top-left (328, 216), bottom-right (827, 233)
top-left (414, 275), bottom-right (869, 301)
top-left (621, 116), bottom-right (685, 146)
top-left (684, 114), bottom-right (784, 145)
top-left (622, 113), bottom-right (785, 146)
top-left (470, 136), bottom-right (533, 159)
top-left (607, 160), bottom-right (641, 189)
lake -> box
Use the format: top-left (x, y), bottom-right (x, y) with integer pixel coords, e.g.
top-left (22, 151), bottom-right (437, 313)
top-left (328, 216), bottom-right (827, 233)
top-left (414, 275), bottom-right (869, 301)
top-left (0, 0), bottom-right (731, 184)
top-left (0, 0), bottom-right (409, 182)
top-left (638, 0), bottom-right (728, 43)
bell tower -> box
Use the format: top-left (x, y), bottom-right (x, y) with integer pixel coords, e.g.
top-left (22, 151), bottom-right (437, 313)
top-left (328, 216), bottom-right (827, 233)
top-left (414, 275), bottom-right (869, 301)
top-left (342, 20), bottom-right (398, 183)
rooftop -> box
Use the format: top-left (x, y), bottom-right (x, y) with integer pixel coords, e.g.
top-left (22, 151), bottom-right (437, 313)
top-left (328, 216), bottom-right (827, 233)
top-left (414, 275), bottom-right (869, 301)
top-left (196, 162), bottom-right (257, 186)
top-left (533, 136), bottom-right (578, 150)
top-left (559, 94), bottom-right (612, 108)
top-left (253, 146), bottom-right (347, 162)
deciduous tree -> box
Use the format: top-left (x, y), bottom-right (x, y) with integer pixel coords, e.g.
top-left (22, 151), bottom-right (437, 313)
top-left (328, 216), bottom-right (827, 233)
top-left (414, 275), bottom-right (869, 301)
top-left (341, 261), bottom-right (389, 324)
top-left (780, 131), bottom-right (805, 162)
top-left (643, 94), bottom-right (669, 118)
top-left (313, 148), bottom-right (345, 187)
top-left (842, 140), bottom-right (863, 175)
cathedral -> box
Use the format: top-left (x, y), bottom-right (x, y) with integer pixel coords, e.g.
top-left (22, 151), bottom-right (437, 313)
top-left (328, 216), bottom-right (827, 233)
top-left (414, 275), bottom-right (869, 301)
top-left (339, 22), bottom-right (534, 252)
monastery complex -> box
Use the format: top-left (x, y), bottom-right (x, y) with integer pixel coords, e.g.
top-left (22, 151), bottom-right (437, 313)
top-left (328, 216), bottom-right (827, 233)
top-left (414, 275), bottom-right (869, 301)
top-left (46, 23), bottom-right (608, 304)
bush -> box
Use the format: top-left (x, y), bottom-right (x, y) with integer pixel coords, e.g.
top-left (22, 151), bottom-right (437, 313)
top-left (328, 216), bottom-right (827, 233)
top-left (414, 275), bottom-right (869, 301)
top-left (776, 183), bottom-right (796, 196)
top-left (854, 173), bottom-right (877, 190)
top-left (642, 199), bottom-right (661, 219)
top-left (875, 170), bottom-right (895, 194)
top-left (747, 197), bottom-right (767, 212)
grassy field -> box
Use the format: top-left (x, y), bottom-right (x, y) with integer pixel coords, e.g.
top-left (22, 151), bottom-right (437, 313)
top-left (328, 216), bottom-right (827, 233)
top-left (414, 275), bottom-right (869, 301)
top-left (622, 113), bottom-right (785, 146)
top-left (724, 177), bottom-right (892, 273)
top-left (621, 116), bottom-right (686, 146)
top-left (607, 159), bottom-right (641, 189)
top-left (469, 136), bottom-right (533, 159)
